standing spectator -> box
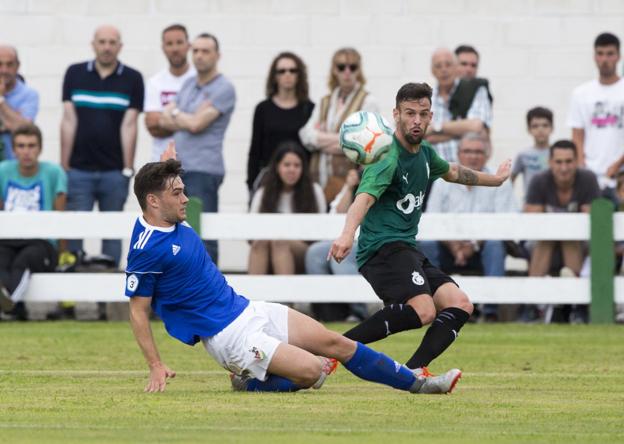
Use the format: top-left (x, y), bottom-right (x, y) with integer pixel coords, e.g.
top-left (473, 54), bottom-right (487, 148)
top-left (299, 47), bottom-right (379, 203)
top-left (454, 45), bottom-right (479, 80)
top-left (0, 123), bottom-right (67, 320)
top-left (512, 107), bottom-right (554, 198)
top-left (426, 48), bottom-right (492, 163)
top-left (568, 32), bottom-right (624, 190)
top-left (144, 24), bottom-right (196, 161)
top-left (0, 45), bottom-right (39, 160)
top-left (525, 140), bottom-right (600, 322)
top-left (306, 168), bottom-right (368, 322)
top-left (248, 142), bottom-right (326, 275)
top-left (60, 25), bottom-right (144, 267)
top-left (160, 33), bottom-right (236, 265)
top-left (419, 132), bottom-right (517, 321)
top-left (247, 52), bottom-right (314, 196)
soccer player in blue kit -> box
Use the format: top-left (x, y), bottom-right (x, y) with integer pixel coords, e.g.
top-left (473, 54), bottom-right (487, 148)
top-left (125, 144), bottom-right (461, 394)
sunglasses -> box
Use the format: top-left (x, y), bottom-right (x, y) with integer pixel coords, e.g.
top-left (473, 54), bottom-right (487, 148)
top-left (275, 68), bottom-right (299, 75)
top-left (336, 63), bottom-right (359, 72)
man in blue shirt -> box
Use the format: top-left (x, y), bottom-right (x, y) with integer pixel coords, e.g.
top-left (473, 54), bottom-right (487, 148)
top-left (159, 33), bottom-right (236, 265)
top-left (0, 45), bottom-right (39, 160)
top-left (125, 145), bottom-right (461, 394)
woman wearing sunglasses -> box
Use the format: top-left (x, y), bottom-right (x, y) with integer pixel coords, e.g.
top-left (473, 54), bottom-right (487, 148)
top-left (246, 52), bottom-right (314, 200)
top-left (299, 47), bottom-right (380, 204)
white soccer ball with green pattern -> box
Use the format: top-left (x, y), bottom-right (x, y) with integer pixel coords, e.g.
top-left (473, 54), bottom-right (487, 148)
top-left (339, 111), bottom-right (394, 165)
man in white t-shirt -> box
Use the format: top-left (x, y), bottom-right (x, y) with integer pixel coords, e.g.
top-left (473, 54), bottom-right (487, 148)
top-left (568, 32), bottom-right (624, 189)
top-left (144, 24), bottom-right (196, 161)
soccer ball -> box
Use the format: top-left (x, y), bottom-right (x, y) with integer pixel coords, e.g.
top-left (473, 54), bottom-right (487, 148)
top-left (339, 111), bottom-right (394, 165)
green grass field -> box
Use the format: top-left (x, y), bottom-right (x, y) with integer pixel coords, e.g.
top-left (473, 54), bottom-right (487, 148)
top-left (1, 321), bottom-right (622, 444)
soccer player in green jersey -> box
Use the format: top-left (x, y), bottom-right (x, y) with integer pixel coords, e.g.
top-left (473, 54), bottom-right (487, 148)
top-left (329, 82), bottom-right (511, 381)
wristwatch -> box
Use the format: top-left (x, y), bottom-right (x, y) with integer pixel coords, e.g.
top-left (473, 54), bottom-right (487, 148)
top-left (432, 120), bottom-right (443, 134)
top-left (122, 168), bottom-right (134, 178)
top-left (171, 108), bottom-right (180, 118)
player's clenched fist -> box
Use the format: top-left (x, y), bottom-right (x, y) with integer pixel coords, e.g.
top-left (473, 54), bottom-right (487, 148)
top-left (328, 234), bottom-right (354, 263)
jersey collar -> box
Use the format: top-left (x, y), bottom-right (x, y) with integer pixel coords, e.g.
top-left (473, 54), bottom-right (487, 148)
top-left (138, 215), bottom-right (176, 232)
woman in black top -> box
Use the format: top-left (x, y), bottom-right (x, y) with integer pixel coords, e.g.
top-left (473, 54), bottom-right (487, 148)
top-left (246, 52), bottom-right (314, 194)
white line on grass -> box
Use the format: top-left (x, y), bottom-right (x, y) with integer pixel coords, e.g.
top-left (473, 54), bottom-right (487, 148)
top-left (0, 423), bottom-right (619, 437)
top-left (1, 370), bottom-right (622, 378)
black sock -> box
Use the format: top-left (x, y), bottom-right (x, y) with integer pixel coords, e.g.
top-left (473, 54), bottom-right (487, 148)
top-left (405, 307), bottom-right (470, 369)
top-left (343, 304), bottom-right (422, 344)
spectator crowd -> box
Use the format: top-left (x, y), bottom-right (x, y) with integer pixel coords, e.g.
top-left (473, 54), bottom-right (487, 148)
top-left (0, 24), bottom-right (623, 324)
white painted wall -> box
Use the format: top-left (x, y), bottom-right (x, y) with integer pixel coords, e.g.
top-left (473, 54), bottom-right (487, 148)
top-left (1, 0), bottom-right (622, 270)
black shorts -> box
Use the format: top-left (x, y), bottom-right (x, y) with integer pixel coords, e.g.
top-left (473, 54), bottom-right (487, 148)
top-left (360, 241), bottom-right (457, 305)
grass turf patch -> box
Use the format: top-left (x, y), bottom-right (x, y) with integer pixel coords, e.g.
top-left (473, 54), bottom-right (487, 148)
top-left (0, 321), bottom-right (622, 443)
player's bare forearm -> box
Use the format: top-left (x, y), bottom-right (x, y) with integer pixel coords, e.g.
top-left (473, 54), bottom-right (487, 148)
top-left (129, 297), bottom-right (162, 367)
top-left (443, 159), bottom-right (511, 187)
top-left (342, 193), bottom-right (374, 237)
top-left (330, 193), bottom-right (375, 262)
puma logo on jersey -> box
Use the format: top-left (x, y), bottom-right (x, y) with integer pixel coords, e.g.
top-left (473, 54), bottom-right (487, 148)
top-left (402, 172), bottom-right (409, 184)
top-left (412, 271), bottom-right (425, 286)
top-left (172, 244), bottom-right (181, 256)
top-left (396, 191), bottom-right (425, 214)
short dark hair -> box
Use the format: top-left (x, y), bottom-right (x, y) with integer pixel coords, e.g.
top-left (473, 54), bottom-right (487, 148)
top-left (162, 24), bottom-right (188, 40)
top-left (549, 140), bottom-right (577, 159)
top-left (12, 122), bottom-right (42, 149)
top-left (594, 32), bottom-right (620, 51)
top-left (526, 106), bottom-right (553, 127)
top-left (454, 44), bottom-right (479, 59)
top-left (195, 32), bottom-right (219, 52)
top-left (395, 82), bottom-right (433, 108)
top-left (134, 160), bottom-right (184, 211)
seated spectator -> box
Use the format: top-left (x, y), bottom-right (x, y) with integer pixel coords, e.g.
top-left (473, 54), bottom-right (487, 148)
top-left (248, 142), bottom-right (326, 275)
top-left (524, 140), bottom-right (601, 322)
top-left (299, 47), bottom-right (379, 203)
top-left (0, 45), bottom-right (39, 160)
top-left (0, 123), bottom-right (67, 320)
top-left (512, 107), bottom-right (553, 199)
top-left (306, 168), bottom-right (368, 322)
top-left (419, 132), bottom-right (517, 321)
top-left (247, 52), bottom-right (314, 197)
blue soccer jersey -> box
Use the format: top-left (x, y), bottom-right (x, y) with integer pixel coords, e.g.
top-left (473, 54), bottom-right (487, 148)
top-left (125, 216), bottom-right (249, 345)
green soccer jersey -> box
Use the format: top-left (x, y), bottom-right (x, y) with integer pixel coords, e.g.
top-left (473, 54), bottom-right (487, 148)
top-left (355, 136), bottom-right (450, 268)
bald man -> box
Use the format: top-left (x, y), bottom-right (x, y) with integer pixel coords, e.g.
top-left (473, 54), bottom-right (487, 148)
top-left (60, 25), bottom-right (144, 270)
top-left (425, 48), bottom-right (492, 163)
top-left (0, 45), bottom-right (39, 160)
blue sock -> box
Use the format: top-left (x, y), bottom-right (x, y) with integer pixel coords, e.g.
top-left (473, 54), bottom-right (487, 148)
top-left (245, 374), bottom-right (301, 392)
top-left (343, 342), bottom-right (416, 391)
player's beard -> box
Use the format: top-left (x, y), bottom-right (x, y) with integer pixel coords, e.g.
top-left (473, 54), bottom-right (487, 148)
top-left (403, 122), bottom-right (424, 145)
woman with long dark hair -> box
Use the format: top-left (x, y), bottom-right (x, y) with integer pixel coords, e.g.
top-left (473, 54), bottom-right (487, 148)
top-left (248, 142), bottom-right (326, 275)
top-left (246, 52), bottom-right (315, 194)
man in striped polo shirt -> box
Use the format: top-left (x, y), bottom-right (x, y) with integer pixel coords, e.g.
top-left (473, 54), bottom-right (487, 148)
top-left (60, 25), bottom-right (144, 268)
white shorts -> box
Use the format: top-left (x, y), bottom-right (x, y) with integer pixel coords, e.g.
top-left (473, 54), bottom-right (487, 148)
top-left (201, 301), bottom-right (289, 381)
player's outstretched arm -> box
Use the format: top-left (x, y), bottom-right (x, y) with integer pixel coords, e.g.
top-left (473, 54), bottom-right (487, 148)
top-left (329, 192), bottom-right (375, 263)
top-left (129, 296), bottom-right (176, 393)
top-left (443, 159), bottom-right (512, 187)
